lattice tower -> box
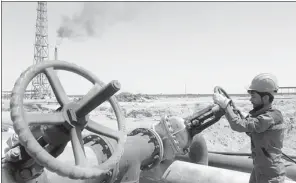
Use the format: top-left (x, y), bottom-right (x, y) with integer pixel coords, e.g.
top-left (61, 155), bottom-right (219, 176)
top-left (31, 2), bottom-right (52, 99)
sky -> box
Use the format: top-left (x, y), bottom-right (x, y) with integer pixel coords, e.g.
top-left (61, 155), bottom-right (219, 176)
top-left (1, 2), bottom-right (296, 95)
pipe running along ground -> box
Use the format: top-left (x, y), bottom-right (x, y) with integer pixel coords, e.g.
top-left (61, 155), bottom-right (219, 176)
top-left (176, 135), bottom-right (296, 182)
top-left (208, 151), bottom-right (296, 163)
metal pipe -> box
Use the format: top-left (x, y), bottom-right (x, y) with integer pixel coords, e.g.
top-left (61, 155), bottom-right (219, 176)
top-left (208, 151), bottom-right (296, 160)
top-left (208, 153), bottom-right (253, 173)
top-left (171, 146), bottom-right (296, 181)
top-left (34, 132), bottom-right (157, 183)
top-left (208, 153), bottom-right (296, 182)
top-left (176, 134), bottom-right (208, 165)
top-left (115, 135), bottom-right (156, 182)
top-left (161, 160), bottom-right (296, 183)
top-left (139, 133), bottom-right (209, 183)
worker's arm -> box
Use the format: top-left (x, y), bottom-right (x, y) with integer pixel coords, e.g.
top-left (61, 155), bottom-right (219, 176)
top-left (224, 105), bottom-right (274, 133)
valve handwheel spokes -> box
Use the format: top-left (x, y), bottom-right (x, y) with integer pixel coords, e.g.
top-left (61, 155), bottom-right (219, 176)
top-left (10, 61), bottom-right (127, 179)
top-left (214, 86), bottom-right (244, 118)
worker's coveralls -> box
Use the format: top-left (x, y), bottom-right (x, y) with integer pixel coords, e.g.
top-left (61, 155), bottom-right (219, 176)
top-left (224, 104), bottom-right (286, 183)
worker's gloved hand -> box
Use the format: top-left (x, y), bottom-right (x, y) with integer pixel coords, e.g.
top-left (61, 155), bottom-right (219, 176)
top-left (213, 93), bottom-right (231, 109)
top-left (2, 133), bottom-right (21, 163)
top-left (4, 133), bottom-right (20, 153)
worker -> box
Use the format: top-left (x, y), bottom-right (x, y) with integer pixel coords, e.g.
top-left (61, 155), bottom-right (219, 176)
top-left (213, 73), bottom-right (286, 183)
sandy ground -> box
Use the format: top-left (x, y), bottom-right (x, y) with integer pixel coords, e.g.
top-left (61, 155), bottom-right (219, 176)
top-left (2, 95), bottom-right (296, 156)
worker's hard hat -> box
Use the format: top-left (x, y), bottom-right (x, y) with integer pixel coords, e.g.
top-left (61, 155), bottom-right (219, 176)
top-left (247, 73), bottom-right (279, 95)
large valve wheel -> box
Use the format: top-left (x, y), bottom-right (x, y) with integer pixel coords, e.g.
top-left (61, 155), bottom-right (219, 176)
top-left (214, 86), bottom-right (244, 118)
top-left (10, 61), bottom-right (127, 179)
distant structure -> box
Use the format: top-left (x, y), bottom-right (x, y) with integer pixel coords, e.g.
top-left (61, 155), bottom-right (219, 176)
top-left (31, 2), bottom-right (52, 99)
top-left (54, 47), bottom-right (58, 60)
top-left (278, 87), bottom-right (296, 95)
top-left (2, 90), bottom-right (35, 100)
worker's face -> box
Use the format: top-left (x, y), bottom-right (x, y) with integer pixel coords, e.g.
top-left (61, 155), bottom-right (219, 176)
top-left (249, 91), bottom-right (263, 108)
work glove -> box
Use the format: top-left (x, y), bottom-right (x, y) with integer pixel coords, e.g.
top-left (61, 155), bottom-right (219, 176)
top-left (2, 133), bottom-right (21, 163)
top-left (213, 93), bottom-right (231, 109)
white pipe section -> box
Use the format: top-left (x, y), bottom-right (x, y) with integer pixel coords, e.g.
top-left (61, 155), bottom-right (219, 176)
top-left (161, 160), bottom-right (296, 183)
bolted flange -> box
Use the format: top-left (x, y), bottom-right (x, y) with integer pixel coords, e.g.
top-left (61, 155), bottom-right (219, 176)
top-left (128, 128), bottom-right (164, 171)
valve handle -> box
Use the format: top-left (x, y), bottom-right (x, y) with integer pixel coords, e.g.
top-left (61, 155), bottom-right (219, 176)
top-left (10, 61), bottom-right (127, 180)
top-left (214, 86), bottom-right (244, 119)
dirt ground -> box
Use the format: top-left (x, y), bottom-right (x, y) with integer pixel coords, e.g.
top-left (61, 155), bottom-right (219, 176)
top-left (2, 94), bottom-right (296, 156)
